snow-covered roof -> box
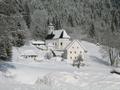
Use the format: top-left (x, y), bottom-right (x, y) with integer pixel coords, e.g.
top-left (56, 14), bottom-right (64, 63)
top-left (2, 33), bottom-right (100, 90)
top-left (19, 44), bottom-right (40, 55)
top-left (22, 50), bottom-right (37, 56)
top-left (31, 40), bottom-right (45, 45)
top-left (20, 44), bottom-right (38, 51)
top-left (65, 40), bottom-right (87, 52)
top-left (46, 29), bottom-right (70, 40)
top-left (37, 45), bottom-right (47, 50)
top-left (53, 50), bottom-right (64, 56)
top-left (47, 43), bottom-right (54, 47)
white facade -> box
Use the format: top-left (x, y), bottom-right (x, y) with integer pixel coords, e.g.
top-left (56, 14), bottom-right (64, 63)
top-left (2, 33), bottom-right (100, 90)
top-left (45, 38), bottom-right (71, 50)
top-left (31, 40), bottom-right (47, 50)
top-left (58, 39), bottom-right (71, 50)
top-left (45, 23), bottom-right (86, 64)
top-left (64, 40), bottom-right (86, 63)
top-left (47, 42), bottom-right (55, 50)
top-left (21, 50), bottom-right (38, 60)
top-left (45, 24), bottom-right (71, 50)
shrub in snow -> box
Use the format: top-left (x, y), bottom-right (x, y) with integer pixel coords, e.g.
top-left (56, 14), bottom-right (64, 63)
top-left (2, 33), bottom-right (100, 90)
top-left (36, 76), bottom-right (52, 86)
top-left (36, 72), bottom-right (81, 87)
top-left (12, 30), bottom-right (25, 47)
top-left (0, 36), bottom-right (12, 61)
top-left (45, 51), bottom-right (53, 60)
top-left (73, 54), bottom-right (84, 68)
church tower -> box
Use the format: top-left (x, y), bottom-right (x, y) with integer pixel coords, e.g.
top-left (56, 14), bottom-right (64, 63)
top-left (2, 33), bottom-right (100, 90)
top-left (48, 23), bottom-right (54, 34)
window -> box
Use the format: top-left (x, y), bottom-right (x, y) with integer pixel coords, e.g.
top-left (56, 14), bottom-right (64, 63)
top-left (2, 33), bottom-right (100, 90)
top-left (74, 51), bottom-right (76, 54)
top-left (61, 42), bottom-right (63, 46)
top-left (25, 56), bottom-right (27, 58)
top-left (72, 47), bottom-right (74, 49)
top-left (80, 51), bottom-right (82, 53)
top-left (70, 57), bottom-right (72, 59)
top-left (55, 43), bottom-right (57, 46)
top-left (70, 51), bottom-right (72, 54)
top-left (77, 47), bottom-right (79, 49)
top-left (75, 57), bottom-right (77, 59)
top-left (119, 52), bottom-right (120, 57)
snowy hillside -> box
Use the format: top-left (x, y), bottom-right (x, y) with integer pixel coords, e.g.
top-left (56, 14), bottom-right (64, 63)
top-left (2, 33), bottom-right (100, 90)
top-left (0, 41), bottom-right (120, 90)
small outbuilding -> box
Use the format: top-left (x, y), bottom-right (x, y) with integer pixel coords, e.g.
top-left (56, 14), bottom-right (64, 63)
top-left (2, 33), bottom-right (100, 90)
top-left (31, 40), bottom-right (45, 46)
top-left (31, 40), bottom-right (47, 50)
top-left (21, 50), bottom-right (38, 60)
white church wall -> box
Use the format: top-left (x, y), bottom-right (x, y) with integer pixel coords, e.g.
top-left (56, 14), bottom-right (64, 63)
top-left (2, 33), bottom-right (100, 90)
top-left (46, 40), bottom-right (55, 50)
top-left (46, 39), bottom-right (70, 50)
top-left (58, 39), bottom-right (71, 50)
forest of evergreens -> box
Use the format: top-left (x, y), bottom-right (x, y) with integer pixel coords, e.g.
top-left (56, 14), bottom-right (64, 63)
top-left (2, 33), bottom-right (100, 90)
top-left (0, 0), bottom-right (120, 63)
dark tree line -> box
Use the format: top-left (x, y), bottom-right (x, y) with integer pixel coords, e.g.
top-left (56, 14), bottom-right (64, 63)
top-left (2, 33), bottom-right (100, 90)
top-left (0, 0), bottom-right (27, 61)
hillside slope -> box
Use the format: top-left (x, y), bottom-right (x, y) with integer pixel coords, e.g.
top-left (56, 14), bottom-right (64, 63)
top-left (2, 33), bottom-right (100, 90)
top-left (0, 41), bottom-right (120, 90)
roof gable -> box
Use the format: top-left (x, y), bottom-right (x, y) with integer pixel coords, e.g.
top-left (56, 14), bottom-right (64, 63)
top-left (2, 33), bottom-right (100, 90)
top-left (45, 32), bottom-right (55, 39)
top-left (59, 31), bottom-right (64, 38)
top-left (31, 40), bottom-right (45, 45)
top-left (65, 40), bottom-right (86, 51)
top-left (46, 29), bottom-right (70, 40)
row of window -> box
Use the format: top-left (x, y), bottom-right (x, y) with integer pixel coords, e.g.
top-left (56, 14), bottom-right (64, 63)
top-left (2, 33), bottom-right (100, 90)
top-left (70, 57), bottom-right (77, 60)
top-left (53, 43), bottom-right (57, 45)
top-left (70, 51), bottom-right (76, 54)
top-left (70, 51), bottom-right (82, 54)
top-left (24, 55), bottom-right (37, 58)
top-left (72, 47), bottom-right (79, 49)
top-left (33, 44), bottom-right (41, 46)
top-left (53, 42), bottom-right (63, 46)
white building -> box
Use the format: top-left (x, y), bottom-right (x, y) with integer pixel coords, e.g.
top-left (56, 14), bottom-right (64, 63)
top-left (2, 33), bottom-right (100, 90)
top-left (18, 45), bottom-right (40, 61)
top-left (31, 40), bottom-right (45, 46)
top-left (63, 40), bottom-right (86, 63)
top-left (45, 23), bottom-right (87, 63)
top-left (31, 40), bottom-right (47, 50)
top-left (45, 23), bottom-right (71, 50)
top-left (21, 50), bottom-right (38, 60)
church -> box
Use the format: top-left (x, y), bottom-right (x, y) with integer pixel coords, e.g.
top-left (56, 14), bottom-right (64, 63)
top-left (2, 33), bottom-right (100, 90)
top-left (45, 23), bottom-right (71, 50)
top-left (45, 23), bottom-right (86, 63)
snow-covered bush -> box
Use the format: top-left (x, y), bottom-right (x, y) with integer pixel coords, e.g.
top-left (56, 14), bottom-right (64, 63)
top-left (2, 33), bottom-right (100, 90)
top-left (73, 54), bottom-right (84, 68)
top-left (45, 51), bottom-right (53, 60)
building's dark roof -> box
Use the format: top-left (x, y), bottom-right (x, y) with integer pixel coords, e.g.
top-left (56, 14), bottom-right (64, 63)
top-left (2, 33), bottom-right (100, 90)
top-left (45, 33), bottom-right (55, 39)
top-left (46, 29), bottom-right (70, 40)
top-left (59, 31), bottom-right (64, 38)
top-left (65, 40), bottom-right (87, 52)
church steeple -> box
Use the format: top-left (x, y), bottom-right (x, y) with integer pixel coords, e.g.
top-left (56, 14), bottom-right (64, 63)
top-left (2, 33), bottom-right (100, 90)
top-left (48, 23), bottom-right (54, 34)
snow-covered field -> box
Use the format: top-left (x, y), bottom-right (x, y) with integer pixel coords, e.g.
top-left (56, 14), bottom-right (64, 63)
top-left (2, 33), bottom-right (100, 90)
top-left (0, 41), bottom-right (120, 90)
